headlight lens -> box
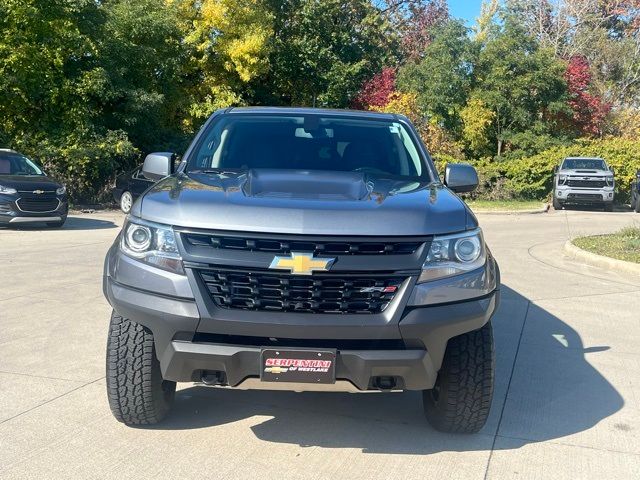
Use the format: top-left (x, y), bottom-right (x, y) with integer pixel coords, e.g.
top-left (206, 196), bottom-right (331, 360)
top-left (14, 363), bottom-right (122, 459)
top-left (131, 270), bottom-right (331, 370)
top-left (120, 217), bottom-right (184, 274)
top-left (0, 184), bottom-right (17, 195)
top-left (558, 175), bottom-right (567, 185)
top-left (606, 175), bottom-right (614, 187)
top-left (418, 228), bottom-right (486, 283)
top-left (56, 185), bottom-right (66, 195)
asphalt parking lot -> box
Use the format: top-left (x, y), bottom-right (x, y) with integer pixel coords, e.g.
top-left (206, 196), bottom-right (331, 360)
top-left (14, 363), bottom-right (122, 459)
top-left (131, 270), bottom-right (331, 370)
top-left (1, 209), bottom-right (639, 479)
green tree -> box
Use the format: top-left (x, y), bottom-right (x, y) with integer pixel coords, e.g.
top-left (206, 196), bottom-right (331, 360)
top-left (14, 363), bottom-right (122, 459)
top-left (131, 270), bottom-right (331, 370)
top-left (397, 20), bottom-right (475, 134)
top-left (94, 0), bottom-right (189, 152)
top-left (473, 17), bottom-right (568, 156)
top-left (254, 0), bottom-right (391, 107)
top-left (0, 0), bottom-right (102, 140)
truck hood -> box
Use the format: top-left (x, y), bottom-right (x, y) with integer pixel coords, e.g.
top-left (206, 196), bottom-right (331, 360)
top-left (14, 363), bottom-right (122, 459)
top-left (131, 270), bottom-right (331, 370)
top-left (0, 174), bottom-right (62, 190)
top-left (559, 169), bottom-right (611, 177)
top-left (136, 170), bottom-right (474, 236)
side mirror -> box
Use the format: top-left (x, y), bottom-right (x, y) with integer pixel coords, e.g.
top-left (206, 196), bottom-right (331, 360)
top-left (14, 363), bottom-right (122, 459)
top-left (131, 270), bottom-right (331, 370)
top-left (609, 166), bottom-right (615, 175)
top-left (554, 165), bottom-right (559, 173)
top-left (142, 152), bottom-right (175, 181)
top-left (444, 163), bottom-right (478, 193)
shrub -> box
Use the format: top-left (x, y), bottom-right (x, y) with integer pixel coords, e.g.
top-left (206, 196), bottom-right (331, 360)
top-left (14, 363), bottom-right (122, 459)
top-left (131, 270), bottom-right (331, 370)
top-left (15, 130), bottom-right (140, 204)
top-left (437, 138), bottom-right (640, 202)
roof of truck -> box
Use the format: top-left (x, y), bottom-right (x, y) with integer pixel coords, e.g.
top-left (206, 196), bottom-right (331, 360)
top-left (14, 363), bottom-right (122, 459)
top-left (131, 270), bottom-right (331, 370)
top-left (226, 106), bottom-right (400, 121)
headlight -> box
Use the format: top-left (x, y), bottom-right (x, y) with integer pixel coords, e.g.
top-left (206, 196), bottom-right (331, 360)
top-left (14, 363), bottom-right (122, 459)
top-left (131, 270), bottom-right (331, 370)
top-left (0, 185), bottom-right (17, 195)
top-left (56, 185), bottom-right (66, 195)
top-left (558, 175), bottom-right (567, 185)
top-left (120, 217), bottom-right (184, 274)
top-left (606, 176), bottom-right (614, 187)
top-left (418, 228), bottom-right (486, 283)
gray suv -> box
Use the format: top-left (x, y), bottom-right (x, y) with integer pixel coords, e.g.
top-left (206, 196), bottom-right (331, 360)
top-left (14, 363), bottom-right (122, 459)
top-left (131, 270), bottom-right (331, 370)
top-left (103, 107), bottom-right (500, 433)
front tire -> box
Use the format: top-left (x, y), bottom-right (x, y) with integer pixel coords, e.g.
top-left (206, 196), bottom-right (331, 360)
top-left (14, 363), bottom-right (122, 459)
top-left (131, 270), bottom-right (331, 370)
top-left (106, 311), bottom-right (176, 425)
top-left (120, 191), bottom-right (133, 214)
top-left (633, 193), bottom-right (640, 213)
top-left (423, 321), bottom-right (494, 433)
top-left (552, 196), bottom-right (563, 210)
top-left (604, 202), bottom-right (614, 212)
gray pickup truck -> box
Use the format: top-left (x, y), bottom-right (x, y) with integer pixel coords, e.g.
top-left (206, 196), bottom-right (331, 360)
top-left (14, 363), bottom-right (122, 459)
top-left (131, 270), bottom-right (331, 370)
top-left (103, 107), bottom-right (500, 433)
top-left (553, 157), bottom-right (615, 211)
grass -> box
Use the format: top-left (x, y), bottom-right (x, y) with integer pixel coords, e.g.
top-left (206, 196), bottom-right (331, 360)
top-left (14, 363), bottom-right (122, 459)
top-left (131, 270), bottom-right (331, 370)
top-left (573, 227), bottom-right (640, 264)
top-left (466, 199), bottom-right (547, 211)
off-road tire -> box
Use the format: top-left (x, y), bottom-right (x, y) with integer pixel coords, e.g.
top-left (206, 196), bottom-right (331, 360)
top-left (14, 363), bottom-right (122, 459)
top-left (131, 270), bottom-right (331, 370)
top-left (423, 321), bottom-right (494, 433)
top-left (552, 196), bottom-right (563, 210)
top-left (604, 202), bottom-right (614, 212)
top-left (106, 311), bottom-right (176, 425)
top-left (634, 194), bottom-right (640, 213)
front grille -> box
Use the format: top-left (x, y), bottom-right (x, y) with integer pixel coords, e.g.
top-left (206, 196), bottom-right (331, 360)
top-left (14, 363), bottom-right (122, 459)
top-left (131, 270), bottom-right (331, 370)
top-left (199, 268), bottom-right (406, 314)
top-left (566, 179), bottom-right (606, 188)
top-left (183, 232), bottom-right (422, 256)
top-left (16, 196), bottom-right (60, 213)
top-left (567, 193), bottom-right (602, 200)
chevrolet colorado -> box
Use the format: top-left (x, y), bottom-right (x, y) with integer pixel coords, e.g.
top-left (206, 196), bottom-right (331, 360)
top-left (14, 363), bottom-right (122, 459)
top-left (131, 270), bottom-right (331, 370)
top-left (103, 107), bottom-right (500, 433)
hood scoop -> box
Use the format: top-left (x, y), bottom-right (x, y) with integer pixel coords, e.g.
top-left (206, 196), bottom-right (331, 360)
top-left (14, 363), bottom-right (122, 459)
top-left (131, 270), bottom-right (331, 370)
top-left (244, 169), bottom-right (372, 200)
top-left (574, 170), bottom-right (599, 174)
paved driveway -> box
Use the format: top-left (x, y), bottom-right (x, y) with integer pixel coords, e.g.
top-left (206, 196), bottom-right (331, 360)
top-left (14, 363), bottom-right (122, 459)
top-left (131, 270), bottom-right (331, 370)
top-left (1, 209), bottom-right (639, 479)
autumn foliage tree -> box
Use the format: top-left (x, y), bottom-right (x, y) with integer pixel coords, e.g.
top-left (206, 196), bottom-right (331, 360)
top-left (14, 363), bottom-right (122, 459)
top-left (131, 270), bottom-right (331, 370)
top-left (564, 55), bottom-right (611, 137)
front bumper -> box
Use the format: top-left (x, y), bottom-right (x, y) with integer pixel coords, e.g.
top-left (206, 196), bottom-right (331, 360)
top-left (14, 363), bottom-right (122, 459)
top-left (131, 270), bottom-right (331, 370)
top-left (0, 194), bottom-right (68, 224)
top-left (104, 243), bottom-right (500, 391)
top-left (555, 187), bottom-right (614, 204)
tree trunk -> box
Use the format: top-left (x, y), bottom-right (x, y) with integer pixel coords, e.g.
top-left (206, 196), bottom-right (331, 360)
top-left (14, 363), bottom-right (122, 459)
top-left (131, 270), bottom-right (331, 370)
top-left (497, 138), bottom-right (503, 156)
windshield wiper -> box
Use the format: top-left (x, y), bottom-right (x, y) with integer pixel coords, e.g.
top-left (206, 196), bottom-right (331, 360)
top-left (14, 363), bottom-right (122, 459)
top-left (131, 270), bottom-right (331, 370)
top-left (189, 168), bottom-right (244, 175)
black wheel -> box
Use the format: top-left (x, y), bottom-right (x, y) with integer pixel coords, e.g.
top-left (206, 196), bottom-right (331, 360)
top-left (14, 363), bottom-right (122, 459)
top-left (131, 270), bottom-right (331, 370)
top-left (633, 193), bottom-right (640, 213)
top-left (120, 191), bottom-right (133, 214)
top-left (46, 215), bottom-right (67, 228)
top-left (552, 196), bottom-right (563, 210)
top-left (106, 311), bottom-right (175, 425)
top-left (423, 321), bottom-right (494, 433)
top-left (604, 202), bottom-right (613, 212)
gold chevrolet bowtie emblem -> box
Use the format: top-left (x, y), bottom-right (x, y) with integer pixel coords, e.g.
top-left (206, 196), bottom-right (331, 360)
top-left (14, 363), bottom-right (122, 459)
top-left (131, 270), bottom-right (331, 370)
top-left (269, 252), bottom-right (335, 275)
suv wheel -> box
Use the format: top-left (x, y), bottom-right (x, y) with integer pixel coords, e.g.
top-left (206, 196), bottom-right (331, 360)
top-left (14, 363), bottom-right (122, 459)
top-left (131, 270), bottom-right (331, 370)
top-left (604, 202), bottom-right (614, 212)
top-left (423, 321), bottom-right (494, 433)
top-left (634, 193), bottom-right (640, 213)
top-left (106, 311), bottom-right (176, 425)
top-left (120, 191), bottom-right (133, 214)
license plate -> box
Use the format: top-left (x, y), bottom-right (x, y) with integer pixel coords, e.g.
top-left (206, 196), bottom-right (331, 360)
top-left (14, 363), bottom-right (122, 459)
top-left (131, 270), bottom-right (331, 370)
top-left (260, 348), bottom-right (336, 384)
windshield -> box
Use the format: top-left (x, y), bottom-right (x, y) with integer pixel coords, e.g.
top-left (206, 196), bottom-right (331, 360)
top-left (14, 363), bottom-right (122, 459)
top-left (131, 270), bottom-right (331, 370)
top-left (0, 152), bottom-right (44, 176)
top-left (186, 114), bottom-right (430, 180)
top-left (561, 158), bottom-right (607, 170)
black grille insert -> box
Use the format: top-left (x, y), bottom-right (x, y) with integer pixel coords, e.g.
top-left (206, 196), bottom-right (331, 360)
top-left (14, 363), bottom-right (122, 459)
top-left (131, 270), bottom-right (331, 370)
top-left (566, 179), bottom-right (606, 188)
top-left (199, 268), bottom-right (406, 314)
top-left (183, 232), bottom-right (423, 256)
top-left (16, 196), bottom-right (59, 212)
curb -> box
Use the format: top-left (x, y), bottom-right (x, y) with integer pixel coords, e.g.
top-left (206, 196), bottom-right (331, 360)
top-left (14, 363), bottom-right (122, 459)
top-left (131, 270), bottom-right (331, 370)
top-left (563, 240), bottom-right (640, 276)
top-left (472, 204), bottom-right (550, 215)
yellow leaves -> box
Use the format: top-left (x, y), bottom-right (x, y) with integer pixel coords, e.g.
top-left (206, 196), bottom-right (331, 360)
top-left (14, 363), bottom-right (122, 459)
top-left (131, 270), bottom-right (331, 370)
top-left (461, 97), bottom-right (495, 152)
top-left (184, 0), bottom-right (272, 82)
top-left (370, 92), bottom-right (419, 122)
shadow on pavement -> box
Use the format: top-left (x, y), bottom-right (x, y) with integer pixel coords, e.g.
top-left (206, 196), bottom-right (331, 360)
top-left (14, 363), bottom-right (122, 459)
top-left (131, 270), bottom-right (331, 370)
top-left (1, 216), bottom-right (117, 231)
top-left (152, 285), bottom-right (623, 453)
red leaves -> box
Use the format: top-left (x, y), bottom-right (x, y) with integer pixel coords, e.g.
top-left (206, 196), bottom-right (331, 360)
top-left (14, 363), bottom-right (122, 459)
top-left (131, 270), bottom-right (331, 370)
top-left (565, 56), bottom-right (611, 136)
top-left (351, 67), bottom-right (397, 110)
